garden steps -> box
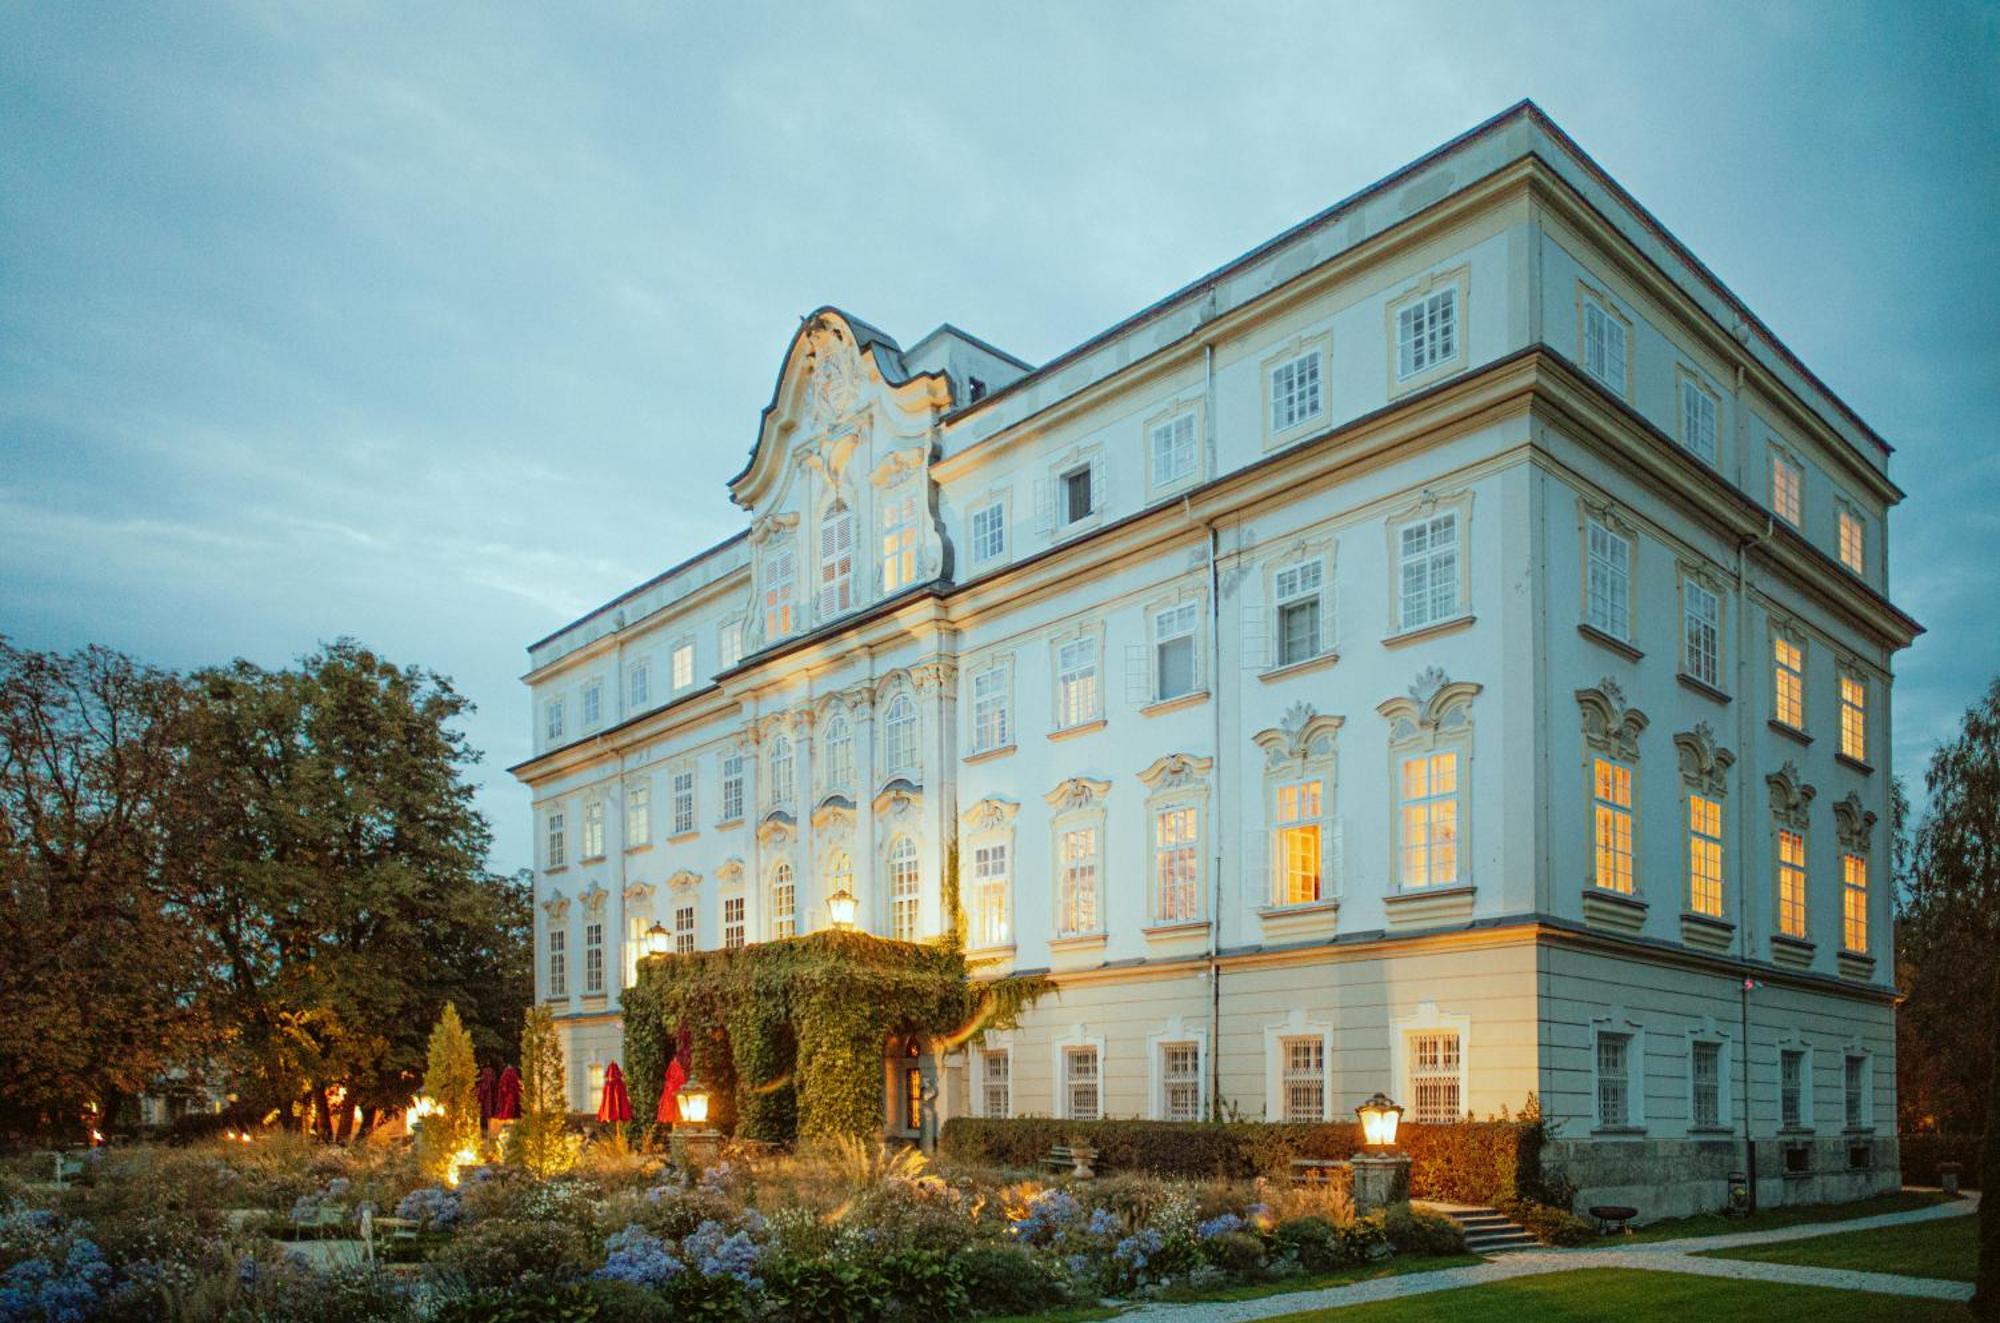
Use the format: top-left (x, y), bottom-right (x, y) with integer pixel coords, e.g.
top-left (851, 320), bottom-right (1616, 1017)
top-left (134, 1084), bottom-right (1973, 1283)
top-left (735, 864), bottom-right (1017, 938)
top-left (1429, 1203), bottom-right (1539, 1254)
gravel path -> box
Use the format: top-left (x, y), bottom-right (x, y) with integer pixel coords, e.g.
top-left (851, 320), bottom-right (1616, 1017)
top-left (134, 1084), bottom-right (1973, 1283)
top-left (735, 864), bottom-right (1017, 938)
top-left (1118, 1192), bottom-right (1980, 1320)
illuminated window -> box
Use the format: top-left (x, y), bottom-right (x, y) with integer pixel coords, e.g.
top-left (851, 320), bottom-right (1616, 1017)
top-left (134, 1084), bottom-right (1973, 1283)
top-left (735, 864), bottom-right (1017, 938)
top-left (1582, 297), bottom-right (1627, 395)
top-left (1585, 520), bottom-right (1630, 639)
top-left (1399, 513), bottom-right (1459, 630)
top-left (981, 1049), bottom-right (1010, 1118)
top-left (1150, 413), bottom-right (1196, 487)
top-left (1161, 1043), bottom-right (1201, 1121)
top-left (1274, 561), bottom-right (1324, 665)
top-left (889, 837), bottom-right (920, 941)
top-left (1774, 635), bottom-right (1806, 729)
top-left (1680, 377), bottom-right (1719, 465)
top-left (545, 811), bottom-right (566, 868)
top-left (1777, 829), bottom-right (1808, 938)
top-left (583, 921), bottom-right (604, 994)
top-left (625, 782), bottom-right (650, 848)
top-left (1153, 805), bottom-right (1200, 923)
top-left (1270, 350), bottom-right (1323, 431)
top-left (880, 485), bottom-right (918, 592)
top-left (1280, 1036), bottom-right (1325, 1122)
top-left (723, 896), bottom-right (745, 950)
top-left (671, 643), bottom-right (694, 691)
top-left (582, 801), bottom-right (605, 859)
top-left (1058, 827), bottom-right (1100, 936)
top-left (1064, 1047), bottom-right (1100, 1120)
top-left (769, 863), bottom-right (795, 939)
top-left (1275, 780), bottom-right (1323, 905)
top-left (1688, 794), bottom-right (1724, 917)
top-left (818, 501), bottom-right (854, 616)
top-left (1397, 287), bottom-right (1457, 381)
top-left (673, 904), bottom-right (695, 955)
top-left (1399, 752), bottom-right (1459, 887)
top-left (1409, 1032), bottom-right (1462, 1123)
top-left (822, 714), bottom-right (853, 790)
top-left (1839, 675), bottom-right (1867, 763)
top-left (971, 666), bottom-right (1010, 753)
top-left (719, 752), bottom-right (744, 823)
top-left (547, 927), bottom-right (566, 997)
top-left (884, 695), bottom-right (917, 774)
top-left (1841, 854), bottom-right (1868, 953)
top-left (973, 843), bottom-right (1009, 950)
top-left (1056, 638), bottom-right (1099, 729)
top-left (763, 547), bottom-right (795, 641)
top-left (1772, 451), bottom-right (1803, 525)
top-left (1592, 758), bottom-right (1635, 893)
top-left (1838, 504), bottom-right (1865, 574)
top-left (1683, 579), bottom-right (1721, 688)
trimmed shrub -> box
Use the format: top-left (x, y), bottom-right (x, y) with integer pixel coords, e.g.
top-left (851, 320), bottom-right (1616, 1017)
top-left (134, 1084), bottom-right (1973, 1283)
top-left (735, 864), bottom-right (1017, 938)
top-left (1270, 1214), bottom-right (1384, 1271)
top-left (1381, 1205), bottom-right (1466, 1256)
top-left (956, 1245), bottom-right (1070, 1317)
top-left (1500, 1199), bottom-right (1597, 1246)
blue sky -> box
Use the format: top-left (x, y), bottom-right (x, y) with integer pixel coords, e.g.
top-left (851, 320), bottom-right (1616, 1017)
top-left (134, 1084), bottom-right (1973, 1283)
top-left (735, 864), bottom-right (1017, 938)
top-left (3, 1), bottom-right (1994, 871)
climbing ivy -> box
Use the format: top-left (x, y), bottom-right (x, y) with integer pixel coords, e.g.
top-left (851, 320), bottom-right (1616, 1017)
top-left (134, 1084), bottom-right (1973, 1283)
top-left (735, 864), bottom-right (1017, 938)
top-left (623, 929), bottom-right (1049, 1145)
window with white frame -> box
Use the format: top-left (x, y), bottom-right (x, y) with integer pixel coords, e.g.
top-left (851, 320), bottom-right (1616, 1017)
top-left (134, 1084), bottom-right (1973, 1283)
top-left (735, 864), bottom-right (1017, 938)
top-left (763, 546), bottom-right (796, 641)
top-left (1397, 287), bottom-right (1457, 381)
top-left (1409, 1032), bottom-right (1462, 1123)
top-left (970, 498), bottom-right (1007, 564)
top-left (770, 863), bottom-right (795, 939)
top-left (672, 642), bottom-right (694, 691)
top-left (1771, 450), bottom-right (1804, 525)
top-left (1280, 1036), bottom-right (1325, 1122)
top-left (1058, 825), bottom-right (1100, 936)
top-left (582, 801), bottom-right (605, 859)
top-left (1398, 752), bottom-right (1460, 887)
top-left (1060, 464), bottom-right (1094, 525)
top-left (981, 1049), bottom-right (1010, 1118)
top-left (629, 661), bottom-right (650, 710)
top-left (822, 713), bottom-right (853, 790)
top-left (1692, 1040), bottom-right (1723, 1128)
top-left (1841, 853), bottom-right (1868, 953)
top-left (881, 485), bottom-right (919, 592)
top-left (674, 903), bottom-right (695, 955)
top-left (1398, 512), bottom-right (1460, 631)
top-left (584, 920), bottom-right (604, 994)
top-left (1777, 828), bottom-right (1808, 939)
top-left (971, 665), bottom-right (1010, 753)
top-left (1837, 503), bottom-right (1866, 574)
top-left (1682, 577), bottom-right (1722, 688)
top-left (547, 926), bottom-right (566, 996)
top-left (626, 782), bottom-right (651, 849)
top-left (819, 501), bottom-right (854, 616)
top-left (671, 769), bottom-right (695, 836)
top-left (1153, 601), bottom-right (1199, 701)
top-left (823, 849), bottom-right (852, 916)
top-left (1581, 294), bottom-right (1627, 395)
top-left (973, 842), bottom-right (1009, 949)
top-left (1153, 805), bottom-right (1200, 923)
top-left (1161, 1042), bottom-right (1201, 1121)
top-left (1150, 413), bottom-right (1196, 488)
top-left (546, 811), bottom-right (567, 868)
top-left (545, 698), bottom-right (565, 743)
top-left (1274, 561), bottom-right (1324, 666)
top-left (582, 682), bottom-right (602, 728)
top-left (1774, 634), bottom-right (1806, 730)
top-left (1270, 350), bottom-right (1322, 431)
top-left (1592, 757), bottom-right (1635, 894)
top-left (720, 751), bottom-right (745, 823)
top-left (1275, 780), bottom-right (1324, 905)
top-left (719, 619), bottom-right (743, 672)
top-left (1839, 673), bottom-right (1867, 763)
top-left (769, 735), bottom-right (794, 806)
top-left (1680, 375), bottom-right (1719, 465)
top-left (889, 836), bottom-right (920, 941)
top-left (1844, 1054), bottom-right (1868, 1129)
top-left (1055, 636), bottom-right (1099, 729)
top-left (1595, 1031), bottom-right (1632, 1127)
top-left (1064, 1046), bottom-right (1100, 1120)
top-left (723, 896), bottom-right (745, 951)
top-left (1688, 793), bottom-right (1724, 917)
top-left (1780, 1048), bottom-right (1806, 1128)
top-left (884, 694), bottom-right (917, 774)
top-left (1585, 520), bottom-right (1631, 639)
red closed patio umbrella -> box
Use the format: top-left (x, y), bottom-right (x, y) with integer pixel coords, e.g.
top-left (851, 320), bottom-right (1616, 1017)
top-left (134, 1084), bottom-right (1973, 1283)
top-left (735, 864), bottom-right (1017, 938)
top-left (475, 1066), bottom-right (497, 1126)
top-left (493, 1065), bottom-right (522, 1121)
top-left (597, 1062), bottom-right (633, 1125)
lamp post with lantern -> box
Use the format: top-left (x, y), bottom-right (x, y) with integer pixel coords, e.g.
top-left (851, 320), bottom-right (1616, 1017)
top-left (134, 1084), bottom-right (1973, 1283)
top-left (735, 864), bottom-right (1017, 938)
top-left (1351, 1092), bottom-right (1412, 1215)
top-left (644, 921), bottom-right (672, 961)
top-left (672, 1071), bottom-right (721, 1169)
top-left (827, 885), bottom-right (859, 931)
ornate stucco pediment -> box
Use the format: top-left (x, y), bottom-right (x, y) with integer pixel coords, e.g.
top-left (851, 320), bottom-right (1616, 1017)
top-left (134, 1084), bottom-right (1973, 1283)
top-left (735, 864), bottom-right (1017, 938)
top-left (811, 795), bottom-right (856, 833)
top-left (1253, 701), bottom-right (1344, 770)
top-left (1576, 678), bottom-right (1648, 761)
top-left (873, 780), bottom-right (923, 821)
top-left (1767, 761), bottom-right (1816, 830)
top-left (541, 888), bottom-right (570, 921)
top-left (1377, 669), bottom-right (1481, 745)
top-left (1833, 792), bottom-right (1878, 853)
top-left (622, 880), bottom-right (656, 909)
top-left (1137, 752), bottom-right (1214, 792)
top-left (667, 868), bottom-right (701, 893)
top-left (960, 796), bottom-right (1020, 834)
top-left (1673, 722), bottom-right (1736, 796)
top-left (578, 881), bottom-right (609, 916)
top-left (756, 813), bottom-right (795, 847)
top-left (1044, 776), bottom-right (1111, 814)
top-left (716, 856), bottom-right (745, 887)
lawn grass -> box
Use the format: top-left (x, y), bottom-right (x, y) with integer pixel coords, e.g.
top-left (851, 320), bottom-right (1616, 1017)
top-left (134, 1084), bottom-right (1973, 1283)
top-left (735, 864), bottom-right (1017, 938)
top-left (985, 1309), bottom-right (1123, 1323)
top-left (1146, 1254), bottom-right (1483, 1304)
top-left (1697, 1211), bottom-right (1977, 1282)
top-left (1602, 1189), bottom-right (1955, 1244)
top-left (1263, 1267), bottom-right (1972, 1321)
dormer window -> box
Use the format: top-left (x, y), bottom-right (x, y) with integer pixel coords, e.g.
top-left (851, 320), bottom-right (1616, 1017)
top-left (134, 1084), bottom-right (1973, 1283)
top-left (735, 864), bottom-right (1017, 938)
top-left (763, 546), bottom-right (796, 641)
top-left (968, 375), bottom-right (988, 402)
top-left (819, 502), bottom-right (853, 616)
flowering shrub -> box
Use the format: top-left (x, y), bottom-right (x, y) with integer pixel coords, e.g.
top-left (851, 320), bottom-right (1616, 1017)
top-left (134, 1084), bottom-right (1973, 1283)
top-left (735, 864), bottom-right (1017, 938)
top-left (394, 1185), bottom-right (463, 1231)
top-left (596, 1226), bottom-right (683, 1288)
top-left (1005, 1189), bottom-right (1083, 1246)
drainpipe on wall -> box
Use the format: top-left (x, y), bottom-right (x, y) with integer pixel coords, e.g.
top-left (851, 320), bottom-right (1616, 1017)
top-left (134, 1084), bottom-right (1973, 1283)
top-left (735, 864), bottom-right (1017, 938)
top-left (1205, 512), bottom-right (1225, 1120)
top-left (1734, 510), bottom-right (1775, 1210)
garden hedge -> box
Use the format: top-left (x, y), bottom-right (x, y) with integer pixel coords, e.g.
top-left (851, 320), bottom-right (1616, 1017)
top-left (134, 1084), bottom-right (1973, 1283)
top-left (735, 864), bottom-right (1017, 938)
top-left (939, 1115), bottom-right (1558, 1206)
top-left (1898, 1134), bottom-right (1984, 1189)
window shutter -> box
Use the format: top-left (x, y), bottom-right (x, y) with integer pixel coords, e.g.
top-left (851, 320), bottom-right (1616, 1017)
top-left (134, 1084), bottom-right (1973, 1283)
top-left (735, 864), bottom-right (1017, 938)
top-left (1125, 644), bottom-right (1150, 705)
top-left (1244, 829), bottom-right (1272, 908)
top-left (1241, 603), bottom-right (1269, 671)
top-left (1089, 454), bottom-right (1107, 520)
top-left (1606, 316), bottom-right (1627, 393)
top-left (1033, 478), bottom-right (1054, 536)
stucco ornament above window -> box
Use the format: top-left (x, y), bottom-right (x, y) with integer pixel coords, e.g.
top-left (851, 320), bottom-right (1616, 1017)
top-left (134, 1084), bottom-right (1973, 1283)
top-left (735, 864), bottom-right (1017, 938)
top-left (1576, 678), bottom-right (1649, 761)
top-left (1832, 792), bottom-right (1877, 853)
top-left (541, 889), bottom-right (570, 922)
top-left (1767, 761), bottom-right (1817, 830)
top-left (1253, 700), bottom-right (1345, 771)
top-left (961, 797), bottom-right (1021, 833)
top-left (579, 882), bottom-right (609, 916)
top-left (1044, 776), bottom-right (1112, 814)
top-left (1673, 722), bottom-right (1736, 796)
top-left (1378, 667), bottom-right (1481, 743)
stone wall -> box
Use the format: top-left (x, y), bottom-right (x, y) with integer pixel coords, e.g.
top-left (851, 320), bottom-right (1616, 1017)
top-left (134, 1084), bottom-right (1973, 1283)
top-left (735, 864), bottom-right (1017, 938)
top-left (1546, 1133), bottom-right (1900, 1222)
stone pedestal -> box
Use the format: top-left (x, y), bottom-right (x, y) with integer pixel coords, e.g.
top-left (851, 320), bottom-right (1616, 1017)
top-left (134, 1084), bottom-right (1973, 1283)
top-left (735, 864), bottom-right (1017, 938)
top-left (673, 1128), bottom-right (723, 1172)
top-left (1351, 1153), bottom-right (1411, 1216)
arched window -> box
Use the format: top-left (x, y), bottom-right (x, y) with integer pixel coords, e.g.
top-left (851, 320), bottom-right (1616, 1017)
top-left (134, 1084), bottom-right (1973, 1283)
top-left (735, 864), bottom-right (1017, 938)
top-left (770, 734), bottom-right (794, 807)
top-left (770, 862), bottom-right (796, 940)
top-left (818, 502), bottom-right (853, 617)
top-left (884, 694), bottom-right (917, 775)
top-left (889, 836), bottom-right (920, 941)
top-left (823, 713), bottom-right (853, 790)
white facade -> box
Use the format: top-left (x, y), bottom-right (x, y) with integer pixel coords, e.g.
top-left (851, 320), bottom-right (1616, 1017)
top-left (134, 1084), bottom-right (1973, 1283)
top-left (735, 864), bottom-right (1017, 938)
top-left (513, 103), bottom-right (1917, 1214)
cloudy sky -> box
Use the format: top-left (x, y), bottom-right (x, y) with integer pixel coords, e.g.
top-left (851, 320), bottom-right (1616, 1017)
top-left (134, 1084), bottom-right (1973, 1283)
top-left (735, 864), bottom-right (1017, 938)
top-left (3, 1), bottom-right (1994, 870)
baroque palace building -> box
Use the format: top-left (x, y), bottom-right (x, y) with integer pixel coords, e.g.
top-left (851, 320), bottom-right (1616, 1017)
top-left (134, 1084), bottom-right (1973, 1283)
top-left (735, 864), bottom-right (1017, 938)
top-left (512, 102), bottom-right (1918, 1214)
